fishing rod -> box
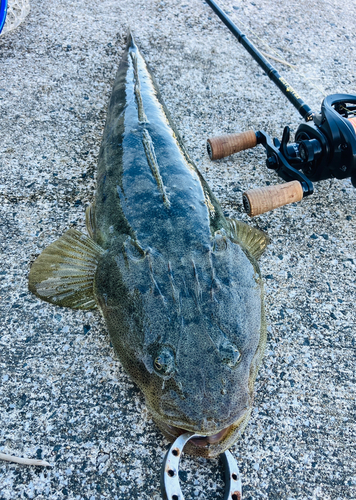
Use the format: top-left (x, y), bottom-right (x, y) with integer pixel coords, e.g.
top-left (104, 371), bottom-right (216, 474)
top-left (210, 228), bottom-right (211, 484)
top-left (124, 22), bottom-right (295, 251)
top-left (205, 0), bottom-right (356, 216)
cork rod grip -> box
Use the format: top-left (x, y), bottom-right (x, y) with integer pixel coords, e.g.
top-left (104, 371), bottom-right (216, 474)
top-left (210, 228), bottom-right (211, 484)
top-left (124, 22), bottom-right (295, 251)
top-left (243, 181), bottom-right (304, 217)
top-left (207, 130), bottom-right (257, 160)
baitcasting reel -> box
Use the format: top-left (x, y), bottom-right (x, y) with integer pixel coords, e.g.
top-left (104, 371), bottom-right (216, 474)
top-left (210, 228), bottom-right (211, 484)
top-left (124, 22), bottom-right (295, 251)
top-left (207, 94), bottom-right (356, 215)
top-left (204, 0), bottom-right (356, 216)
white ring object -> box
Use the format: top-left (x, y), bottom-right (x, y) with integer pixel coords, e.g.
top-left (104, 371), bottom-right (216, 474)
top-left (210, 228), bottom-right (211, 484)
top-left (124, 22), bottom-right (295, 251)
top-left (160, 432), bottom-right (242, 500)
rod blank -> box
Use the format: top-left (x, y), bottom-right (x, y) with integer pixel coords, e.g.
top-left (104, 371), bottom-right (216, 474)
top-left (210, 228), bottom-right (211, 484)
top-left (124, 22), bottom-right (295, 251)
top-left (204, 0), bottom-right (314, 120)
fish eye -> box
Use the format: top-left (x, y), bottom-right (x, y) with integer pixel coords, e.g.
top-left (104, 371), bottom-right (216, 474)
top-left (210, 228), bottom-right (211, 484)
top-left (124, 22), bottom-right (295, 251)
top-left (220, 340), bottom-right (241, 368)
top-left (154, 346), bottom-right (175, 376)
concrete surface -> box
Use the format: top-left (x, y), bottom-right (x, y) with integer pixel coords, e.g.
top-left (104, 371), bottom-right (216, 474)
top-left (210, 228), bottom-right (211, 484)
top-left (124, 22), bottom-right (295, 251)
top-left (0, 0), bottom-right (355, 499)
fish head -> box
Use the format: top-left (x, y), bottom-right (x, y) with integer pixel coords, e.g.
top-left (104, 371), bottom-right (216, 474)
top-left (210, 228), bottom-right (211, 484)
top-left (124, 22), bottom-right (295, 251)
top-left (94, 235), bottom-right (266, 457)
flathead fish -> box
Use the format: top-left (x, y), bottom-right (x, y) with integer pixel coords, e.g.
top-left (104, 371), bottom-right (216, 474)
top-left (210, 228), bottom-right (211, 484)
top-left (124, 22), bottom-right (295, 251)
top-left (29, 33), bottom-right (269, 458)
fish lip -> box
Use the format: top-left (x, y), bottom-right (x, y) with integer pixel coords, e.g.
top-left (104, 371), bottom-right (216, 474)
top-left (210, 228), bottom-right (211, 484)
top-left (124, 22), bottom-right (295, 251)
top-left (155, 407), bottom-right (251, 450)
top-left (153, 404), bottom-right (249, 437)
top-left (161, 422), bottom-right (234, 448)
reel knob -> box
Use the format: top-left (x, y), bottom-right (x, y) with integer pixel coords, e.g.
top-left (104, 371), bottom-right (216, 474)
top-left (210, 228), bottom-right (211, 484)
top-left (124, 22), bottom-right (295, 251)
top-left (243, 181), bottom-right (304, 216)
top-left (207, 130), bottom-right (257, 160)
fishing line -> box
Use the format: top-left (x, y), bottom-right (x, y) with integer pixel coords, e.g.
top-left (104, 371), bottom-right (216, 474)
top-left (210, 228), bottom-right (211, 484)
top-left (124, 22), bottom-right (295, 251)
top-left (221, 7), bottom-right (328, 99)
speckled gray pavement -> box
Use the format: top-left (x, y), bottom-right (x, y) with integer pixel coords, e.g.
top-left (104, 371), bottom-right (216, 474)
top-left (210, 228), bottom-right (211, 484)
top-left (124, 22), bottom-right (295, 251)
top-left (0, 0), bottom-right (355, 499)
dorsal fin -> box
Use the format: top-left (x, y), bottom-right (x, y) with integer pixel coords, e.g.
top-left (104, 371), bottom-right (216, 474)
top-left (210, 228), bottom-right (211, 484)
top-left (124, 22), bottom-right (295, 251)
top-left (29, 229), bottom-right (105, 309)
top-left (226, 218), bottom-right (269, 260)
top-left (85, 203), bottom-right (96, 239)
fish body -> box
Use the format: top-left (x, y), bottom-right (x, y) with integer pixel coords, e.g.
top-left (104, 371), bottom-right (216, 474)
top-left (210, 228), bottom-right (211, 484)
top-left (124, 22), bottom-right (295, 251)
top-left (29, 34), bottom-right (268, 458)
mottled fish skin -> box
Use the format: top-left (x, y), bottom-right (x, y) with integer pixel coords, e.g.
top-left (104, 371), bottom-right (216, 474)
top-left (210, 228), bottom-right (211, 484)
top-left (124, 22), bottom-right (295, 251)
top-left (28, 33), bottom-right (267, 459)
top-left (93, 38), bottom-right (225, 251)
top-left (92, 34), bottom-right (267, 457)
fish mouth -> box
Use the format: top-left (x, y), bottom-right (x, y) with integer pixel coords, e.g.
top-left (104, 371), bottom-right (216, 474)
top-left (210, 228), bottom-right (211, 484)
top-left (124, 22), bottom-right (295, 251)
top-left (155, 408), bottom-right (251, 458)
top-left (162, 422), bottom-right (233, 447)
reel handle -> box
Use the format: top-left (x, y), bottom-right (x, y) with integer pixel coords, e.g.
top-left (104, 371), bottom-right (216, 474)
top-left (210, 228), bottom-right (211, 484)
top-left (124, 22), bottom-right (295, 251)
top-left (207, 130), bottom-right (257, 160)
top-left (243, 180), bottom-right (303, 216)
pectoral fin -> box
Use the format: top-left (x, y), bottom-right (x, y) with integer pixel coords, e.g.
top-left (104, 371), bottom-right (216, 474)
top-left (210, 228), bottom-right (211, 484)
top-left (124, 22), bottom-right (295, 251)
top-left (227, 218), bottom-right (269, 260)
top-left (29, 229), bottom-right (105, 309)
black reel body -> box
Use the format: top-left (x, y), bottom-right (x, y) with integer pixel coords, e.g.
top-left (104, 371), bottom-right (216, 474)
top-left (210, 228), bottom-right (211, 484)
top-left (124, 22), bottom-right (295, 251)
top-left (296, 94), bottom-right (356, 185)
top-left (260, 93), bottom-right (356, 194)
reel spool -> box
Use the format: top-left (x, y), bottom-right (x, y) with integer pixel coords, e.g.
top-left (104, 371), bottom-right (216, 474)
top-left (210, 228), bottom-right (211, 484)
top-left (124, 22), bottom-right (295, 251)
top-left (207, 94), bottom-right (356, 216)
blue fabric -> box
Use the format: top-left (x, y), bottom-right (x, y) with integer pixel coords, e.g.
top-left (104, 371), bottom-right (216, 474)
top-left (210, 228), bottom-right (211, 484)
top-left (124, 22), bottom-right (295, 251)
top-left (0, 0), bottom-right (8, 34)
